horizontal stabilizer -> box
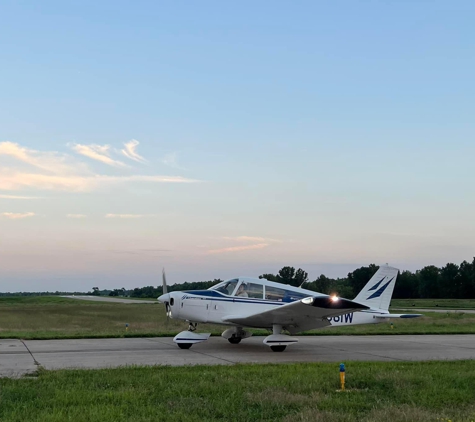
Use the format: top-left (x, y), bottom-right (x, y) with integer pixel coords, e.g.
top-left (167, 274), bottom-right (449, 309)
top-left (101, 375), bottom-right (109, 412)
top-left (375, 314), bottom-right (422, 319)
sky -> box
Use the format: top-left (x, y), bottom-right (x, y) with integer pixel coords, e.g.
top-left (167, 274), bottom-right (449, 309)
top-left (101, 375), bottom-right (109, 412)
top-left (1, 1), bottom-right (474, 292)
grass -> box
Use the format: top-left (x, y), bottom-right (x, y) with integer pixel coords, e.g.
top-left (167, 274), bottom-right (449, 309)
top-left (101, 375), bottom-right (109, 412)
top-left (1, 361), bottom-right (475, 421)
top-left (391, 299), bottom-right (475, 309)
top-left (2, 296), bottom-right (475, 340)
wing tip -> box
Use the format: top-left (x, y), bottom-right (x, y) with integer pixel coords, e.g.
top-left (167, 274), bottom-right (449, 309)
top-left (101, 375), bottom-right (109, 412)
top-left (308, 296), bottom-right (369, 310)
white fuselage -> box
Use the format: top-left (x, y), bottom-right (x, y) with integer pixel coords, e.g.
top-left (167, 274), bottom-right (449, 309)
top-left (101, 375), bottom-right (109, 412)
top-left (161, 277), bottom-right (389, 331)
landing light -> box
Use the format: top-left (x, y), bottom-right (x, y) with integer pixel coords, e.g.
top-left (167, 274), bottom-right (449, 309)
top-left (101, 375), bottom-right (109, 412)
top-left (331, 295), bottom-right (339, 302)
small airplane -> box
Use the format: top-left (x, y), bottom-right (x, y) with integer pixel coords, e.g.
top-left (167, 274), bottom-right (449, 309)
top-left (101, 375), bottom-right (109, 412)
top-left (158, 265), bottom-right (421, 352)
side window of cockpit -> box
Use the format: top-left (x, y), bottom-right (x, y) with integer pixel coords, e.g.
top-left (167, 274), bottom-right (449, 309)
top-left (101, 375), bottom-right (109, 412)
top-left (247, 283), bottom-right (263, 299)
top-left (265, 286), bottom-right (285, 301)
top-left (213, 279), bottom-right (238, 295)
top-left (225, 281), bottom-right (238, 295)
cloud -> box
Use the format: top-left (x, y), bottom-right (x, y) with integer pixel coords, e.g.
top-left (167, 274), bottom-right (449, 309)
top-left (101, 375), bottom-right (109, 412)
top-left (105, 214), bottom-right (148, 218)
top-left (108, 248), bottom-right (171, 255)
top-left (0, 141), bottom-right (200, 192)
top-left (206, 235), bottom-right (281, 254)
top-left (207, 243), bottom-right (269, 254)
top-left (0, 194), bottom-right (40, 199)
top-left (0, 172), bottom-right (199, 192)
top-left (67, 214), bottom-right (87, 219)
top-left (121, 139), bottom-right (147, 163)
top-left (72, 144), bottom-right (127, 167)
top-left (0, 141), bottom-right (87, 175)
top-left (222, 236), bottom-right (281, 243)
top-left (1, 212), bottom-right (35, 219)
top-left (162, 152), bottom-right (186, 170)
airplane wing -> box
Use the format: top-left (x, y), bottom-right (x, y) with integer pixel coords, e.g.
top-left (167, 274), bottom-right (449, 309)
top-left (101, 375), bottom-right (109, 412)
top-left (222, 296), bottom-right (369, 335)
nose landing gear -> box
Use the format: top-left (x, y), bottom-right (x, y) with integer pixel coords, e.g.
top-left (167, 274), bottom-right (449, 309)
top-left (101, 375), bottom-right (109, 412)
top-left (173, 323), bottom-right (210, 349)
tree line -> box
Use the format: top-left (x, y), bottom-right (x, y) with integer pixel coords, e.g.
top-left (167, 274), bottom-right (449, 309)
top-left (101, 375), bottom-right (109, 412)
top-left (2, 258), bottom-right (474, 299)
top-left (126, 258), bottom-right (475, 300)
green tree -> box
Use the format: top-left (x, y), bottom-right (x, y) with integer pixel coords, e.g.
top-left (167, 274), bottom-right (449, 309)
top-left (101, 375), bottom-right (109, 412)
top-left (312, 274), bottom-right (332, 294)
top-left (439, 263), bottom-right (460, 298)
top-left (294, 268), bottom-right (309, 287)
top-left (393, 270), bottom-right (419, 299)
top-left (459, 259), bottom-right (475, 298)
top-left (418, 265), bottom-right (440, 298)
top-left (278, 267), bottom-right (296, 285)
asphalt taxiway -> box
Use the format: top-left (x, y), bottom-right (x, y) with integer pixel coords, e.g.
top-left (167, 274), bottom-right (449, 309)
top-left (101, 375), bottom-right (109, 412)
top-left (2, 335), bottom-right (475, 378)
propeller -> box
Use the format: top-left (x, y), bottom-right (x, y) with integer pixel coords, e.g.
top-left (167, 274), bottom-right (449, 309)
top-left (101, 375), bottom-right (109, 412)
top-left (162, 267), bottom-right (168, 295)
top-left (162, 268), bottom-right (171, 326)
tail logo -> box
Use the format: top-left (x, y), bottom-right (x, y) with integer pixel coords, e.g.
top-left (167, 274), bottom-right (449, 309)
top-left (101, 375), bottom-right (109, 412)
top-left (368, 277), bottom-right (386, 291)
top-left (366, 277), bottom-right (394, 300)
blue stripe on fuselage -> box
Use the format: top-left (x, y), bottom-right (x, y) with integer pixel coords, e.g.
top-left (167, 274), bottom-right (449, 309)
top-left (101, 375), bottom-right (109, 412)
top-left (181, 291), bottom-right (286, 306)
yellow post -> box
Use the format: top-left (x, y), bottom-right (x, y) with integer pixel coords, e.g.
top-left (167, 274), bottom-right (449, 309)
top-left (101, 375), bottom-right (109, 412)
top-left (339, 363), bottom-right (345, 391)
top-left (125, 323), bottom-right (129, 332)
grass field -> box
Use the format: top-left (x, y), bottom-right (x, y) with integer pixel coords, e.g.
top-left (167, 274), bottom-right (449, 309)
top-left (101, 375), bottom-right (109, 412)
top-left (1, 361), bottom-right (475, 421)
top-left (391, 299), bottom-right (475, 309)
top-left (1, 296), bottom-right (475, 339)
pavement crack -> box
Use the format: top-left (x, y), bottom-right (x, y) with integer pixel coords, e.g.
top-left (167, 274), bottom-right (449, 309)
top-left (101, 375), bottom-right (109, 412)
top-left (144, 337), bottom-right (238, 363)
top-left (20, 339), bottom-right (41, 368)
top-left (187, 348), bottom-right (238, 364)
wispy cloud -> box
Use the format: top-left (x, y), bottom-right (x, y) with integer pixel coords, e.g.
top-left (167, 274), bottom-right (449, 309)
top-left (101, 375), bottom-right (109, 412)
top-left (206, 235), bottom-right (281, 254)
top-left (0, 141), bottom-right (87, 175)
top-left (162, 152), bottom-right (186, 170)
top-left (0, 141), bottom-right (200, 192)
top-left (222, 236), bottom-right (281, 243)
top-left (0, 194), bottom-right (40, 199)
top-left (72, 144), bottom-right (127, 168)
top-left (108, 248), bottom-right (171, 255)
top-left (105, 213), bottom-right (151, 219)
top-left (67, 214), bottom-right (87, 219)
top-left (207, 243), bottom-right (269, 254)
top-left (0, 172), bottom-right (199, 192)
top-left (121, 139), bottom-right (147, 163)
top-left (1, 212), bottom-right (35, 219)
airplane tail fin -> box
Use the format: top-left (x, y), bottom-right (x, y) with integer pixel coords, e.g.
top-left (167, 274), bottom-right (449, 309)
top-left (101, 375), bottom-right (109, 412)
top-left (353, 265), bottom-right (399, 311)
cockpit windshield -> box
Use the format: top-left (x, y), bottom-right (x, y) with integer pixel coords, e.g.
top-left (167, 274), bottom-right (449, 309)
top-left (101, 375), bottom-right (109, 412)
top-left (210, 279), bottom-right (238, 296)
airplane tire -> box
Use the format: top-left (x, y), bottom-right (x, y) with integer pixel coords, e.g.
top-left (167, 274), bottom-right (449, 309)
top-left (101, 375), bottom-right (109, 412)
top-left (270, 345), bottom-right (286, 352)
top-left (177, 343), bottom-right (192, 349)
top-left (228, 337), bottom-right (242, 344)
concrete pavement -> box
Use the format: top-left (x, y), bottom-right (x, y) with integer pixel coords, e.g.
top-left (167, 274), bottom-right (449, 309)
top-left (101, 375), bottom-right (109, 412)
top-left (2, 335), bottom-right (475, 378)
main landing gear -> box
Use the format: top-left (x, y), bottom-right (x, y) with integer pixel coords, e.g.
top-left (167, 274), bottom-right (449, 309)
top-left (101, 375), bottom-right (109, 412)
top-left (173, 324), bottom-right (298, 352)
top-left (221, 327), bottom-right (252, 344)
top-left (177, 343), bottom-right (192, 350)
top-left (270, 345), bottom-right (287, 352)
top-left (263, 325), bottom-right (298, 352)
